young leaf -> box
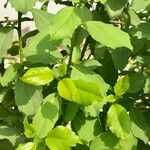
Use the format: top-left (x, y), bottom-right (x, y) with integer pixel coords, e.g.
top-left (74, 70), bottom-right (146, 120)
top-left (0, 27), bottom-right (13, 62)
top-left (10, 0), bottom-right (37, 13)
top-left (16, 142), bottom-right (36, 150)
top-left (1, 64), bottom-right (20, 87)
top-left (33, 94), bottom-right (59, 138)
top-left (114, 75), bottom-right (129, 96)
top-left (15, 80), bottom-right (43, 115)
top-left (21, 67), bottom-right (54, 86)
top-left (85, 21), bottom-right (133, 50)
top-left (23, 117), bottom-right (35, 138)
top-left (107, 104), bottom-right (131, 139)
top-left (45, 126), bottom-right (81, 150)
top-left (57, 78), bottom-right (104, 105)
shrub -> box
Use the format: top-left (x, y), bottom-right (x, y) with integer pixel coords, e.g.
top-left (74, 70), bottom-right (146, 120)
top-left (0, 0), bottom-right (150, 149)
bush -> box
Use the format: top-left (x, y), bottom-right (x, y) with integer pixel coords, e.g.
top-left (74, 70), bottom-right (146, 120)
top-left (0, 0), bottom-right (150, 149)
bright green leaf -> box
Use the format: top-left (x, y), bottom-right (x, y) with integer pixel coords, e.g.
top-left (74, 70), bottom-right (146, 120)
top-left (21, 67), bottom-right (54, 86)
top-left (45, 126), bottom-right (81, 150)
top-left (107, 104), bottom-right (131, 139)
top-left (114, 75), bottom-right (129, 96)
top-left (85, 21), bottom-right (133, 50)
top-left (10, 0), bottom-right (37, 13)
top-left (58, 78), bottom-right (105, 105)
top-left (16, 142), bottom-right (36, 150)
top-left (23, 117), bottom-right (35, 138)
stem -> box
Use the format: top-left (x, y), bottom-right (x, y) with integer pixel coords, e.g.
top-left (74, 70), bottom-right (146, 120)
top-left (17, 12), bottom-right (23, 64)
top-left (66, 30), bottom-right (78, 76)
top-left (80, 36), bottom-right (90, 60)
top-left (67, 40), bottom-right (74, 76)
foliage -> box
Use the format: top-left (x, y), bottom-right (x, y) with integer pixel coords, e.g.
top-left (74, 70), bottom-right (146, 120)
top-left (0, 0), bottom-right (150, 149)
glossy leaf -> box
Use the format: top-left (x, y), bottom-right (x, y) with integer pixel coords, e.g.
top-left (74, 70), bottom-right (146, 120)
top-left (58, 78), bottom-right (105, 105)
top-left (21, 67), bottom-right (54, 86)
top-left (86, 21), bottom-right (133, 50)
top-left (45, 126), bottom-right (81, 150)
top-left (107, 104), bottom-right (131, 139)
top-left (23, 117), bottom-right (35, 138)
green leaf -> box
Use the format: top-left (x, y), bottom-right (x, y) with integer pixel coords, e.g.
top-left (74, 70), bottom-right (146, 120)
top-left (10, 0), bottom-right (37, 13)
top-left (21, 67), bottom-right (54, 86)
top-left (90, 131), bottom-right (119, 150)
top-left (73, 110), bottom-right (102, 145)
top-left (71, 65), bottom-right (109, 97)
top-left (130, 109), bottom-right (150, 144)
top-left (16, 142), bottom-right (36, 150)
top-left (23, 117), bottom-right (35, 138)
top-left (45, 126), bottom-right (81, 150)
top-left (85, 21), bottom-right (133, 50)
top-left (94, 0), bottom-right (107, 4)
top-left (132, 23), bottom-right (150, 40)
top-left (114, 75), bottom-right (129, 96)
top-left (64, 102), bottom-right (78, 122)
top-left (105, 0), bottom-right (128, 18)
top-left (107, 104), bottom-right (131, 139)
top-left (117, 132), bottom-right (137, 150)
top-left (52, 62), bottom-right (67, 78)
top-left (0, 125), bottom-right (24, 146)
top-left (0, 27), bottom-right (13, 62)
top-left (144, 77), bottom-right (150, 94)
top-left (15, 80), bottom-right (43, 115)
top-left (23, 31), bottom-right (62, 64)
top-left (49, 6), bottom-right (92, 40)
top-left (128, 9), bottom-right (140, 26)
top-left (128, 72), bottom-right (145, 93)
top-left (31, 9), bottom-right (53, 32)
top-left (58, 78), bottom-right (105, 105)
top-left (130, 0), bottom-right (150, 11)
top-left (111, 48), bottom-right (131, 71)
top-left (1, 64), bottom-right (20, 87)
top-left (33, 94), bottom-right (59, 138)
